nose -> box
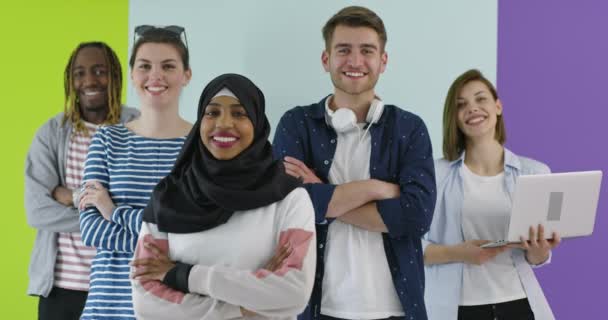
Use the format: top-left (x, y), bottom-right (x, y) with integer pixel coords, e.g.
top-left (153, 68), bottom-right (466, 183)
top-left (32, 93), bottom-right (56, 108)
top-left (83, 71), bottom-right (98, 87)
top-left (347, 51), bottom-right (363, 67)
top-left (150, 65), bottom-right (163, 80)
top-left (216, 112), bottom-right (234, 128)
top-left (467, 103), bottom-right (480, 114)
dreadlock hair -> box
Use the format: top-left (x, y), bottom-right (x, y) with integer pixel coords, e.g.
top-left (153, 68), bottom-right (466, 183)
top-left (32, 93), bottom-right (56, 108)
top-left (62, 41), bottom-right (123, 135)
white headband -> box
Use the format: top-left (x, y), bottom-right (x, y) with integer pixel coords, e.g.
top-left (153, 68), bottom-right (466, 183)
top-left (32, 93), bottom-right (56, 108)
top-left (212, 87), bottom-right (238, 100)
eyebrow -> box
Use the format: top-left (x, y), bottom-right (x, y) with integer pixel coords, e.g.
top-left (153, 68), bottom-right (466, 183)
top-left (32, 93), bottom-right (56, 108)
top-left (73, 64), bottom-right (106, 71)
top-left (135, 58), bottom-right (178, 63)
top-left (457, 90), bottom-right (489, 100)
top-left (334, 43), bottom-right (378, 50)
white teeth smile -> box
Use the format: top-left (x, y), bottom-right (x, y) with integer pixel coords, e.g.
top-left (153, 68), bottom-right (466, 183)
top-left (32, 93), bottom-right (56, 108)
top-left (345, 72), bottom-right (364, 77)
top-left (147, 86), bottom-right (167, 92)
top-left (213, 136), bottom-right (237, 142)
top-left (467, 116), bottom-right (486, 125)
top-left (84, 91), bottom-right (102, 96)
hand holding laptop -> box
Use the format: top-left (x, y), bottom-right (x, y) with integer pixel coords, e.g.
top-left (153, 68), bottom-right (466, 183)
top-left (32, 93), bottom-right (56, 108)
top-left (481, 170), bottom-right (601, 249)
top-left (507, 224), bottom-right (562, 265)
top-left (455, 240), bottom-right (510, 265)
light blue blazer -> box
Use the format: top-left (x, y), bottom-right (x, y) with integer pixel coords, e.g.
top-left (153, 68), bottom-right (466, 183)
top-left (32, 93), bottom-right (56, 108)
top-left (422, 148), bottom-right (555, 320)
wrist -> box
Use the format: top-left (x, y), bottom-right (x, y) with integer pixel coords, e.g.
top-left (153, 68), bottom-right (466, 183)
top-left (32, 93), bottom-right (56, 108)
top-left (71, 188), bottom-right (80, 208)
top-left (366, 180), bottom-right (380, 199)
top-left (371, 179), bottom-right (390, 200)
top-left (448, 243), bottom-right (465, 263)
top-left (105, 205), bottom-right (117, 220)
top-left (526, 251), bottom-right (549, 265)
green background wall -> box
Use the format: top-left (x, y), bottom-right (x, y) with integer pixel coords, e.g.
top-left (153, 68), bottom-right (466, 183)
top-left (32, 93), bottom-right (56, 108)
top-left (0, 1), bottom-right (128, 317)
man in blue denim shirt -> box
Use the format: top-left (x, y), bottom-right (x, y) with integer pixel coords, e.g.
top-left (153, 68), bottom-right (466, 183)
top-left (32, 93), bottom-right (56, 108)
top-left (272, 6), bottom-right (436, 320)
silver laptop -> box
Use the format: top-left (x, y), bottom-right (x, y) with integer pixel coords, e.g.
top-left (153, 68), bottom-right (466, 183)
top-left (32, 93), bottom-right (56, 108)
top-left (481, 170), bottom-right (602, 248)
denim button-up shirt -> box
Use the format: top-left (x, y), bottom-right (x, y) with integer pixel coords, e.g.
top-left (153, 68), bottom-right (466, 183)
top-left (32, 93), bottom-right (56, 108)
top-left (273, 96), bottom-right (436, 320)
top-left (422, 149), bottom-right (555, 320)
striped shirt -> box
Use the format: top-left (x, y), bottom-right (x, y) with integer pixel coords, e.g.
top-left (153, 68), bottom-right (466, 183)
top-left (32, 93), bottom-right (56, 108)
top-left (55, 121), bottom-right (98, 291)
top-left (79, 124), bottom-right (186, 320)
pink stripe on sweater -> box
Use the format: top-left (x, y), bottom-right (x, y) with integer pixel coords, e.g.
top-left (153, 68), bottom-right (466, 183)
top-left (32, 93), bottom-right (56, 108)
top-left (55, 268), bottom-right (91, 276)
top-left (135, 234), bottom-right (185, 304)
top-left (55, 276), bottom-right (90, 284)
top-left (55, 259), bottom-right (91, 268)
top-left (254, 228), bottom-right (314, 278)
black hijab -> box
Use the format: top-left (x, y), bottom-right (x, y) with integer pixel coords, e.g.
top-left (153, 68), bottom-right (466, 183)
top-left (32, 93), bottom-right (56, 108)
top-left (143, 73), bottom-right (301, 233)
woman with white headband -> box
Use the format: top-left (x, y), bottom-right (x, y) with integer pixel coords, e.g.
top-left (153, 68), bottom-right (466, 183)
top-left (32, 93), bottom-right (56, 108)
top-left (130, 73), bottom-right (316, 319)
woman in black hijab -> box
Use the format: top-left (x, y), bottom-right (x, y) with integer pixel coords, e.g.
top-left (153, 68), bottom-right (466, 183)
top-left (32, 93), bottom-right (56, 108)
top-left (130, 74), bottom-right (316, 320)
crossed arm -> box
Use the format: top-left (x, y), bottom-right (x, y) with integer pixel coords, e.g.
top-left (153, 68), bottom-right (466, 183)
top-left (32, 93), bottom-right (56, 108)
top-left (283, 156), bottom-right (397, 232)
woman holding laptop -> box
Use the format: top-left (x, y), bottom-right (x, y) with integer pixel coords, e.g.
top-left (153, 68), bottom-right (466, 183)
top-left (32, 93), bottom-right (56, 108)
top-left (422, 69), bottom-right (561, 320)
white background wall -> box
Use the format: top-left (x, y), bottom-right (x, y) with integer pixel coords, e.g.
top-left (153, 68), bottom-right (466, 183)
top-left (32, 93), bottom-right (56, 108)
top-left (127, 0), bottom-right (497, 158)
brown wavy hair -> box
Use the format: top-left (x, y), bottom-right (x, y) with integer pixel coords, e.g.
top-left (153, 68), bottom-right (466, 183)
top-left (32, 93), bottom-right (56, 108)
top-left (442, 69), bottom-right (506, 161)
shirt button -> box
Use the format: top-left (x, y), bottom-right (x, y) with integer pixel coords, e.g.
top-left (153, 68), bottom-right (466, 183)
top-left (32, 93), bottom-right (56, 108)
top-left (319, 244), bottom-right (324, 249)
top-left (330, 139), bottom-right (335, 144)
top-left (324, 160), bottom-right (329, 165)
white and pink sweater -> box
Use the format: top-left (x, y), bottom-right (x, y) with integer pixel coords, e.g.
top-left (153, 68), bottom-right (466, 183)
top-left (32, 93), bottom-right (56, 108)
top-left (132, 188), bottom-right (316, 320)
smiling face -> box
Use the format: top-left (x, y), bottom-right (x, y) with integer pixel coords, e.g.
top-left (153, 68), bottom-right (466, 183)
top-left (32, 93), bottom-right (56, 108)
top-left (72, 47), bottom-right (109, 113)
top-left (130, 42), bottom-right (191, 109)
top-left (322, 25), bottom-right (387, 99)
top-left (200, 95), bottom-right (255, 160)
top-left (456, 80), bottom-right (503, 142)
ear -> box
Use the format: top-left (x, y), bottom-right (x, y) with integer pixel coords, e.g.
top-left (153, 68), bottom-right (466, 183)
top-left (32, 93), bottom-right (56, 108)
top-left (183, 68), bottom-right (192, 86)
top-left (380, 51), bottom-right (388, 73)
top-left (496, 98), bottom-right (503, 116)
top-left (321, 50), bottom-right (330, 72)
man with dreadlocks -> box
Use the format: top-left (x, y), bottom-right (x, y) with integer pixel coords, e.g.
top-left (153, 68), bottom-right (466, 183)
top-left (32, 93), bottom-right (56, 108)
top-left (24, 41), bottom-right (139, 320)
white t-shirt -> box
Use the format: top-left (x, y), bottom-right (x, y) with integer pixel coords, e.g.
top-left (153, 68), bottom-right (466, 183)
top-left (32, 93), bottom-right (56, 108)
top-left (460, 164), bottom-right (527, 306)
top-left (321, 119), bottom-right (403, 319)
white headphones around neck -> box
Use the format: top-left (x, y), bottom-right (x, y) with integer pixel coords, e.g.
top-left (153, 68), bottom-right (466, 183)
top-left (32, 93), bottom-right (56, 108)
top-left (327, 98), bottom-right (384, 133)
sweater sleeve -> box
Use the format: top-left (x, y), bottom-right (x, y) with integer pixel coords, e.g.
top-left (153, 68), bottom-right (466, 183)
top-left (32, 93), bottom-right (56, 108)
top-left (111, 206), bottom-right (144, 233)
top-left (24, 119), bottom-right (80, 232)
top-left (131, 222), bottom-right (243, 320)
top-left (132, 189), bottom-right (316, 319)
top-left (188, 189), bottom-right (316, 318)
top-left (79, 130), bottom-right (139, 252)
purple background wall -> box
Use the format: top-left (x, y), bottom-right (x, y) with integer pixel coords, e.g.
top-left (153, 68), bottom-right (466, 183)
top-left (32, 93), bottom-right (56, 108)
top-left (498, 0), bottom-right (608, 318)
